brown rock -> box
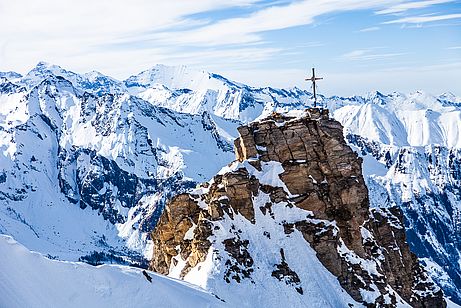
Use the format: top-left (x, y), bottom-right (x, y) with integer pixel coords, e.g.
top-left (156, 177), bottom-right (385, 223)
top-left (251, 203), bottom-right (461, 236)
top-left (294, 192), bottom-right (327, 215)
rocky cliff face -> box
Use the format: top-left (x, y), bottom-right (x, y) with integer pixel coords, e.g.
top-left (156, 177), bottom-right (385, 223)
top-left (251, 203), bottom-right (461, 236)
top-left (347, 134), bottom-right (461, 303)
top-left (149, 109), bottom-right (445, 307)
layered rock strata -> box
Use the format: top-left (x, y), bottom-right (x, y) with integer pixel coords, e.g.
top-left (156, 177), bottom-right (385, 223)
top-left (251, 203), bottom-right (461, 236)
top-left (150, 109), bottom-right (445, 307)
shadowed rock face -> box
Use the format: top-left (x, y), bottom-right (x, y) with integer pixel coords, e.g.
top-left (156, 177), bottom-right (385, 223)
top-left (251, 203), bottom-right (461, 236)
top-left (348, 134), bottom-right (461, 304)
top-left (150, 109), bottom-right (445, 307)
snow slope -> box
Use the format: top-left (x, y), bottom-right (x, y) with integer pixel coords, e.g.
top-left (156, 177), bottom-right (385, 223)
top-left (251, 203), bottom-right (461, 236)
top-left (179, 197), bottom-right (363, 308)
top-left (0, 235), bottom-right (224, 308)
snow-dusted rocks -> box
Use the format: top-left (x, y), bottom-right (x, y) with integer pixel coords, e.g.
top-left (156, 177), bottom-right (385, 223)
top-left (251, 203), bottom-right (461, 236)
top-left (330, 91), bottom-right (461, 303)
top-left (149, 110), bottom-right (445, 307)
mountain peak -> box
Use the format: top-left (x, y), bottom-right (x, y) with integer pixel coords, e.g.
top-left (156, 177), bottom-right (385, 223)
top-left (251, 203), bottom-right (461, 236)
top-left (35, 60), bottom-right (52, 68)
top-left (0, 71), bottom-right (23, 80)
top-left (149, 109), bottom-right (445, 307)
top-left (22, 61), bottom-right (77, 88)
top-left (32, 61), bottom-right (64, 73)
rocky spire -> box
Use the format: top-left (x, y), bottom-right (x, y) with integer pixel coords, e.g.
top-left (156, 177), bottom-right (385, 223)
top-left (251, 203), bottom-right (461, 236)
top-left (149, 108), bottom-right (445, 307)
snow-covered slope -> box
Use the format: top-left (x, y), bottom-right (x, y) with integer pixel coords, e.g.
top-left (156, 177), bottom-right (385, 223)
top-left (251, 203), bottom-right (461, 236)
top-left (0, 235), bottom-right (224, 308)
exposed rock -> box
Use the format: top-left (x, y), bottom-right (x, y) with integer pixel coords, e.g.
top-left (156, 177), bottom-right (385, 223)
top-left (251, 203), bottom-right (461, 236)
top-left (150, 194), bottom-right (205, 275)
top-left (150, 109), bottom-right (445, 307)
top-left (223, 237), bottom-right (254, 283)
top-left (271, 248), bottom-right (303, 294)
top-left (348, 134), bottom-right (461, 303)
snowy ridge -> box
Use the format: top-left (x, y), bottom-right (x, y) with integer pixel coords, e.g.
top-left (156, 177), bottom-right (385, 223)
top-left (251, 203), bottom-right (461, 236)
top-left (331, 91), bottom-right (461, 148)
top-left (125, 64), bottom-right (313, 122)
top-left (19, 61), bottom-right (126, 95)
top-left (0, 235), bottom-right (224, 308)
top-left (124, 64), bottom-right (461, 150)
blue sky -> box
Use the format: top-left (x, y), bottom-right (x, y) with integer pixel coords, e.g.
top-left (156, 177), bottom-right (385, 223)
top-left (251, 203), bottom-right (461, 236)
top-left (0, 0), bottom-right (460, 96)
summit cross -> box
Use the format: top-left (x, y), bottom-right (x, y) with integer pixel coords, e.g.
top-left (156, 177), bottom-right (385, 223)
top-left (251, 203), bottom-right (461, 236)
top-left (305, 68), bottom-right (323, 108)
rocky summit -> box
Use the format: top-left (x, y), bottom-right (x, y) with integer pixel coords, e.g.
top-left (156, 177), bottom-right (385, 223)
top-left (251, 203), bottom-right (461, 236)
top-left (149, 108), bottom-right (445, 307)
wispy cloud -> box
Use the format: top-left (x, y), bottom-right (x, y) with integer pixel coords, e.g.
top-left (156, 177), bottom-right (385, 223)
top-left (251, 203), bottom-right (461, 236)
top-left (133, 0), bottom-right (410, 47)
top-left (341, 49), bottom-right (407, 61)
top-left (0, 0), bottom-right (259, 72)
top-left (376, 0), bottom-right (454, 15)
top-left (447, 46), bottom-right (461, 50)
top-left (359, 26), bottom-right (381, 32)
top-left (384, 13), bottom-right (461, 24)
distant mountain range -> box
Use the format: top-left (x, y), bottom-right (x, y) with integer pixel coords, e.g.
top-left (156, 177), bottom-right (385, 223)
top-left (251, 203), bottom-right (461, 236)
top-left (1, 62), bottom-right (460, 305)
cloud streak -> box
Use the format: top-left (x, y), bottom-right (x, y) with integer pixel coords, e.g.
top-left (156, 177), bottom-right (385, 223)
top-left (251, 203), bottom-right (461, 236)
top-left (140, 0), bottom-right (407, 47)
top-left (384, 13), bottom-right (461, 24)
top-left (359, 26), bottom-right (381, 32)
top-left (341, 49), bottom-right (407, 61)
top-left (375, 0), bottom-right (455, 15)
top-left (0, 0), bottom-right (259, 72)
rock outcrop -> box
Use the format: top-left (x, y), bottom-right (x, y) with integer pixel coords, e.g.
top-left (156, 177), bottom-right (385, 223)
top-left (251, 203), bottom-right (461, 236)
top-left (150, 109), bottom-right (445, 307)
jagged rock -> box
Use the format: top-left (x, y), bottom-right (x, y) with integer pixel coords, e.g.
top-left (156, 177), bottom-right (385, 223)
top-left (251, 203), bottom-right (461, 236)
top-left (222, 237), bottom-right (254, 283)
top-left (271, 248), bottom-right (303, 294)
top-left (150, 109), bottom-right (445, 307)
top-left (348, 134), bottom-right (461, 303)
top-left (150, 194), bottom-right (204, 275)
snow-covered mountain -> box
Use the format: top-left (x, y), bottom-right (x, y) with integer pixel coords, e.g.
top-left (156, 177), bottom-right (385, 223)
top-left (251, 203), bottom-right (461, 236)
top-left (331, 90), bottom-right (461, 148)
top-left (0, 63), bottom-right (239, 265)
top-left (19, 61), bottom-right (126, 95)
top-left (125, 64), bottom-right (313, 122)
top-left (1, 62), bottom-right (461, 305)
